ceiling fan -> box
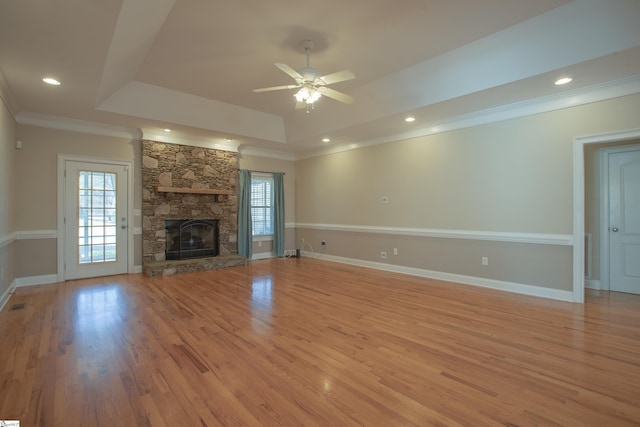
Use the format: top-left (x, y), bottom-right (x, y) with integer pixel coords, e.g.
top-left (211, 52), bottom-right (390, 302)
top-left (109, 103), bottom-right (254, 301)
top-left (253, 40), bottom-right (355, 110)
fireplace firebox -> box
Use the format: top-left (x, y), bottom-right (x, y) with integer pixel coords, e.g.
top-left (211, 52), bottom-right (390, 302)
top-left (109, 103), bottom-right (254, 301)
top-left (165, 219), bottom-right (219, 260)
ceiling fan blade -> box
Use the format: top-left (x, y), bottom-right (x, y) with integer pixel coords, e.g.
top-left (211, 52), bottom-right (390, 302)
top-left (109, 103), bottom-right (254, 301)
top-left (319, 70), bottom-right (355, 85)
top-left (275, 63), bottom-right (303, 81)
top-left (253, 84), bottom-right (299, 93)
top-left (319, 87), bottom-right (354, 104)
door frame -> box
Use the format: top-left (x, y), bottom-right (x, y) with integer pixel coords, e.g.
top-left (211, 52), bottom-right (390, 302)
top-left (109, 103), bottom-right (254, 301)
top-left (57, 154), bottom-right (134, 281)
top-left (573, 128), bottom-right (640, 303)
top-left (599, 143), bottom-right (640, 291)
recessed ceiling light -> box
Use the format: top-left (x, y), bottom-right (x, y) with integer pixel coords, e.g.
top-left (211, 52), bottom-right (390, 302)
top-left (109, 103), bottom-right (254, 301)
top-left (42, 77), bottom-right (61, 86)
top-left (322, 138), bottom-right (331, 143)
top-left (163, 128), bottom-right (171, 132)
top-left (555, 77), bottom-right (572, 86)
top-left (405, 116), bottom-right (416, 122)
top-left (225, 137), bottom-right (233, 141)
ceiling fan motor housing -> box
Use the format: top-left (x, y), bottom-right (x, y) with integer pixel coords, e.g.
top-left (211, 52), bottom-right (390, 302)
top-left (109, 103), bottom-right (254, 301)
top-left (297, 67), bottom-right (322, 84)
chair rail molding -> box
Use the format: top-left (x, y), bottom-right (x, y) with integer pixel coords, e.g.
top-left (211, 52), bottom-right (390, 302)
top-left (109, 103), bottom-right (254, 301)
top-left (295, 223), bottom-right (573, 246)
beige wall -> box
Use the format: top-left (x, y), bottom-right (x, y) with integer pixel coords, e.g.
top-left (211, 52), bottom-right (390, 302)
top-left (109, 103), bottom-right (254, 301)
top-left (10, 125), bottom-right (297, 278)
top-left (0, 96), bottom-right (16, 299)
top-left (295, 94), bottom-right (640, 291)
top-left (14, 125), bottom-right (142, 278)
top-left (5, 93), bottom-right (640, 296)
top-left (238, 154), bottom-right (296, 257)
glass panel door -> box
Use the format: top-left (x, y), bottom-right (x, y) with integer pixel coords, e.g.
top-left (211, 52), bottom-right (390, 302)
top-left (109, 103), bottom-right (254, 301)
top-left (65, 161), bottom-right (128, 279)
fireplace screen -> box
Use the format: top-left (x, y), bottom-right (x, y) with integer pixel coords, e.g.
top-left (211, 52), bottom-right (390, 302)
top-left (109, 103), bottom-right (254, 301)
top-left (165, 219), bottom-right (219, 260)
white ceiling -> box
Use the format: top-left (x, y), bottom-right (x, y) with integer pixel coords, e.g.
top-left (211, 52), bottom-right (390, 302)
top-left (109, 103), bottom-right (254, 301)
top-left (1, 0), bottom-right (639, 158)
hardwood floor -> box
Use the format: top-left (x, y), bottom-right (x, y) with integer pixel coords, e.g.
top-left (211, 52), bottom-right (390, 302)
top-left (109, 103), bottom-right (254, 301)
top-left (1, 258), bottom-right (639, 426)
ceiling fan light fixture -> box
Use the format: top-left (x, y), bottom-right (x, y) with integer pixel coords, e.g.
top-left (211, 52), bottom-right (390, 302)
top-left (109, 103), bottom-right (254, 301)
top-left (294, 86), bottom-right (321, 104)
top-left (255, 40), bottom-right (354, 109)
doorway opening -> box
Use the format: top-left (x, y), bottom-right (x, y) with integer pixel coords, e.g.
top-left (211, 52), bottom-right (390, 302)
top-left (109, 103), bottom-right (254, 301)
top-left (574, 128), bottom-right (640, 302)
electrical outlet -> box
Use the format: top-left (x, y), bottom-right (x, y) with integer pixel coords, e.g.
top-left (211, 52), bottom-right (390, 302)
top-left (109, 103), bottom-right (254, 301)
top-left (393, 248), bottom-right (398, 256)
top-left (380, 251), bottom-right (387, 259)
top-left (482, 257), bottom-right (489, 266)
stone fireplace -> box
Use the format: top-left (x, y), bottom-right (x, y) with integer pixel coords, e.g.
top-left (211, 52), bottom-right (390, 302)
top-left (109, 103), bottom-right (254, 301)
top-left (141, 140), bottom-right (245, 276)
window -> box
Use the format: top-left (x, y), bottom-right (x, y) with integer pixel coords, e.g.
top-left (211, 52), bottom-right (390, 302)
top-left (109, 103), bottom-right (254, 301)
top-left (251, 174), bottom-right (273, 236)
top-left (78, 170), bottom-right (118, 264)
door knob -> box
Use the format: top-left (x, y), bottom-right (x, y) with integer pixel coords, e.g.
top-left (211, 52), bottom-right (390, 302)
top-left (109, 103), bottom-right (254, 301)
top-left (612, 227), bottom-right (619, 232)
top-left (121, 225), bottom-right (127, 229)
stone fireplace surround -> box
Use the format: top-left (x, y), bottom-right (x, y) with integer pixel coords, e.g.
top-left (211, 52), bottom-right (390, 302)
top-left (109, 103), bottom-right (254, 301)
top-left (141, 140), bottom-right (245, 276)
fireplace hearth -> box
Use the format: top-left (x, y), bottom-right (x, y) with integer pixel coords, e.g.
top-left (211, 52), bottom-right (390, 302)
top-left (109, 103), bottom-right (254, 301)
top-left (165, 219), bottom-right (219, 260)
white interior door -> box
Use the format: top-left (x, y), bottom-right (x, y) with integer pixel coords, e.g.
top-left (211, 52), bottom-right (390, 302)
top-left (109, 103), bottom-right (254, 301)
top-left (64, 160), bottom-right (129, 280)
top-left (609, 149), bottom-right (640, 294)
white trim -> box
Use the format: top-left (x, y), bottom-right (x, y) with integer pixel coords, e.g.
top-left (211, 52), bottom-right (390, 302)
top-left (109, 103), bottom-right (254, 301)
top-left (238, 146), bottom-right (296, 161)
top-left (586, 279), bottom-right (603, 290)
top-left (14, 274), bottom-right (58, 288)
top-left (295, 223), bottom-right (572, 246)
top-left (298, 75), bottom-right (640, 160)
top-left (15, 229), bottom-right (58, 240)
top-left (0, 232), bottom-right (17, 248)
top-left (573, 128), bottom-right (640, 304)
top-left (316, 254), bottom-right (574, 302)
top-left (0, 69), bottom-right (19, 116)
top-left (134, 227), bottom-right (142, 236)
top-left (12, 77), bottom-right (639, 163)
top-left (251, 252), bottom-right (274, 260)
top-left (57, 154), bottom-right (135, 281)
top-left (1, 230), bottom-right (58, 245)
top-left (133, 209), bottom-right (141, 216)
top-left (133, 265), bottom-right (143, 274)
top-left (0, 280), bottom-right (17, 312)
top-left (16, 112), bottom-right (141, 140)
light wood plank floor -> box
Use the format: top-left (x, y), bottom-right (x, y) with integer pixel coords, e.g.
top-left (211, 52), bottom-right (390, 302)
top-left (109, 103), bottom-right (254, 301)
top-left (1, 258), bottom-right (639, 426)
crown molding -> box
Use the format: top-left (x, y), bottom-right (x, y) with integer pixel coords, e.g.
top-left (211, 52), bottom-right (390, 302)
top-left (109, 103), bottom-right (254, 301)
top-left (0, 69), bottom-right (19, 116)
top-left (15, 112), bottom-right (141, 140)
top-left (9, 75), bottom-right (640, 161)
top-left (238, 145), bottom-right (296, 161)
top-left (297, 74), bottom-right (640, 160)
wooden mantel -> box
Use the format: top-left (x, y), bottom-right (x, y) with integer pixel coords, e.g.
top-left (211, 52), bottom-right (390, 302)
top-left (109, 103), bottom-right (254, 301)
top-left (156, 186), bottom-right (234, 195)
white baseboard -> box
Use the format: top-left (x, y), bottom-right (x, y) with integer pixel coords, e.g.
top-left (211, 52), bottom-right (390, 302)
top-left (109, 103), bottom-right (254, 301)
top-left (585, 279), bottom-right (603, 290)
top-left (0, 280), bottom-right (17, 312)
top-left (251, 252), bottom-right (275, 260)
top-left (316, 254), bottom-right (575, 302)
top-left (133, 265), bottom-right (143, 274)
top-left (15, 274), bottom-right (59, 288)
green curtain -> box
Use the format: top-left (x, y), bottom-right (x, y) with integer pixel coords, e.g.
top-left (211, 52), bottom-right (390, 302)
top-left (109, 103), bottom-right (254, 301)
top-left (238, 169), bottom-right (252, 259)
top-left (273, 172), bottom-right (285, 257)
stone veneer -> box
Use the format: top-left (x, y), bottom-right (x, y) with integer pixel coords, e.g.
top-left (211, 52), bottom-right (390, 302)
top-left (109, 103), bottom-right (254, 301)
top-left (141, 140), bottom-right (245, 276)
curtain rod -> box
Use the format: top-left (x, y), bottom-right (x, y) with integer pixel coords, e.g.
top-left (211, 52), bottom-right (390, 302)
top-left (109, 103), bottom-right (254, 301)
top-left (238, 169), bottom-right (285, 175)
